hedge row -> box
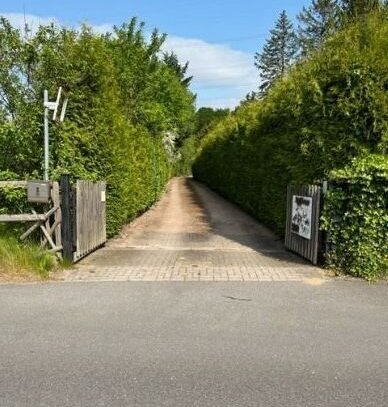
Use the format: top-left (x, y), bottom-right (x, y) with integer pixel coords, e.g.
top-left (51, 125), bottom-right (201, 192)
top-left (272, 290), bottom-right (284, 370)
top-left (0, 18), bottom-right (195, 236)
top-left (193, 13), bottom-right (387, 278)
top-left (322, 155), bottom-right (387, 280)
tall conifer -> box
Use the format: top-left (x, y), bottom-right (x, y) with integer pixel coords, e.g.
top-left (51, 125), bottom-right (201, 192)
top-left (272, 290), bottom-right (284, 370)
top-left (297, 0), bottom-right (341, 55)
top-left (254, 11), bottom-right (298, 95)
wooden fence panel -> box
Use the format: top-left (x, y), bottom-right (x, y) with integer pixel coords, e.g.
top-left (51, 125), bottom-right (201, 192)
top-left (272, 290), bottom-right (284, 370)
top-left (0, 181), bottom-right (62, 256)
top-left (285, 185), bottom-right (322, 265)
top-left (73, 180), bottom-right (106, 262)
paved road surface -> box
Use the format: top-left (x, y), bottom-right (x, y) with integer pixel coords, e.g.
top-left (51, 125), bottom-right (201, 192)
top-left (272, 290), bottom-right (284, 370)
top-left (0, 282), bottom-right (387, 406)
top-left (64, 177), bottom-right (323, 282)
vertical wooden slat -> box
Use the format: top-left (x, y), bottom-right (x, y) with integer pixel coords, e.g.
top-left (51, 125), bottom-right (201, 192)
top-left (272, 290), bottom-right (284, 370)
top-left (313, 187), bottom-right (321, 265)
top-left (51, 182), bottom-right (62, 259)
top-left (52, 182), bottom-right (62, 249)
top-left (92, 183), bottom-right (95, 253)
top-left (60, 175), bottom-right (74, 263)
top-left (90, 182), bottom-right (93, 255)
top-left (102, 182), bottom-right (106, 243)
top-left (98, 182), bottom-right (101, 246)
top-left (84, 181), bottom-right (87, 256)
top-left (76, 180), bottom-right (82, 259)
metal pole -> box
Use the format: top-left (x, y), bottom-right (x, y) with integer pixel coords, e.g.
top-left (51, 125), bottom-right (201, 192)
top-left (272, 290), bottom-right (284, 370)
top-left (44, 90), bottom-right (49, 181)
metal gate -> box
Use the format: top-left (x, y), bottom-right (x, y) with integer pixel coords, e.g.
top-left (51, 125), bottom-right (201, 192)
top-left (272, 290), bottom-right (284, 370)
top-left (285, 184), bottom-right (322, 265)
top-left (60, 175), bottom-right (107, 263)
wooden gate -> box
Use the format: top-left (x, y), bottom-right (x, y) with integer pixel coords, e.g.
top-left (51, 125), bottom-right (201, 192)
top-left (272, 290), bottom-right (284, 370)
top-left (285, 185), bottom-right (322, 265)
top-left (73, 180), bottom-right (106, 262)
top-left (60, 176), bottom-right (107, 263)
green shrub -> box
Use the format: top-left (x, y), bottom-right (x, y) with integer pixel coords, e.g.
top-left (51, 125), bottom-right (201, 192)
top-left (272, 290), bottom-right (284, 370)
top-left (322, 155), bottom-right (388, 280)
top-left (0, 18), bottom-right (194, 237)
top-left (194, 13), bottom-right (388, 238)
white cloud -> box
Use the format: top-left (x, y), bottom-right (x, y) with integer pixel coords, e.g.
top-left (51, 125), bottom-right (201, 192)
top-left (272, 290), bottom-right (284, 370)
top-left (1, 12), bottom-right (114, 35)
top-left (164, 36), bottom-right (255, 86)
top-left (90, 23), bottom-right (113, 34)
top-left (163, 36), bottom-right (257, 108)
top-left (0, 12), bottom-right (59, 34)
top-left (0, 12), bottom-right (258, 109)
top-left (198, 97), bottom-right (243, 110)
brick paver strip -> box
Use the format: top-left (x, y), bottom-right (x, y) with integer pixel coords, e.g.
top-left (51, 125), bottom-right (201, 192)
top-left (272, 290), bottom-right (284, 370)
top-left (63, 178), bottom-right (325, 283)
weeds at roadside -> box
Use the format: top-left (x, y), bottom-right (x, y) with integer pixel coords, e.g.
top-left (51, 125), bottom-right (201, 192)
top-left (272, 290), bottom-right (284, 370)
top-left (0, 233), bottom-right (57, 281)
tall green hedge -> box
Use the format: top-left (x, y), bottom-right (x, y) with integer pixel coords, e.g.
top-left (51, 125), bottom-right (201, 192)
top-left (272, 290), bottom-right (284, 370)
top-left (322, 155), bottom-right (387, 280)
top-left (0, 18), bottom-right (195, 237)
top-left (193, 13), bottom-right (387, 276)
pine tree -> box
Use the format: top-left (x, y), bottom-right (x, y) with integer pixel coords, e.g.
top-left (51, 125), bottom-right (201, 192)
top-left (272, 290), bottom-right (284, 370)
top-left (254, 11), bottom-right (298, 95)
top-left (297, 0), bottom-right (341, 55)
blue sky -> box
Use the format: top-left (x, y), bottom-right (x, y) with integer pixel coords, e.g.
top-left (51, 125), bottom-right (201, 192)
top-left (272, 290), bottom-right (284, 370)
top-left (0, 0), bottom-right (311, 109)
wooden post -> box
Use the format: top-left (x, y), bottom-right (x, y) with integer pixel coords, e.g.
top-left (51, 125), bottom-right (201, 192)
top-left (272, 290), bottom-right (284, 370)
top-left (51, 182), bottom-right (62, 258)
top-left (321, 180), bottom-right (330, 263)
top-left (60, 174), bottom-right (74, 263)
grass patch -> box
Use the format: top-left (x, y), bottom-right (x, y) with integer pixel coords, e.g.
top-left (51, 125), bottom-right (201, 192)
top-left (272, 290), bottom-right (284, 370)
top-left (0, 234), bottom-right (57, 281)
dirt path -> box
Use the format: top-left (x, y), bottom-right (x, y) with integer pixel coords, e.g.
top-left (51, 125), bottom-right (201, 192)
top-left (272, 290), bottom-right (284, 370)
top-left (64, 177), bottom-right (324, 282)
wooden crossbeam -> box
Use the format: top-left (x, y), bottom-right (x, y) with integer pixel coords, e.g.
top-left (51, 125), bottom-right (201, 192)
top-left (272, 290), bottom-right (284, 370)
top-left (20, 221), bottom-right (42, 241)
top-left (0, 206), bottom-right (58, 225)
top-left (44, 205), bottom-right (59, 220)
top-left (40, 223), bottom-right (57, 251)
top-left (0, 214), bottom-right (46, 222)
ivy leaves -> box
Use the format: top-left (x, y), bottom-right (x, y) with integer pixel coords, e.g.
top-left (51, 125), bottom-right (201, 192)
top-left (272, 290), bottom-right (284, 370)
top-left (322, 155), bottom-right (387, 280)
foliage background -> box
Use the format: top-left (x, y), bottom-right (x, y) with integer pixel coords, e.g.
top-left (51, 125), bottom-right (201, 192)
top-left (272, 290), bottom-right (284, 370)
top-left (0, 17), bottom-right (195, 237)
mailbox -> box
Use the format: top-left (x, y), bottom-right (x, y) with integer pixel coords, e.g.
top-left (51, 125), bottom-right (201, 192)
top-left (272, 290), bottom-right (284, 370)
top-left (27, 181), bottom-right (51, 204)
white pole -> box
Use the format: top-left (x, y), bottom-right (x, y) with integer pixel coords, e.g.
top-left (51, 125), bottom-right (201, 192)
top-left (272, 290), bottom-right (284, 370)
top-left (44, 90), bottom-right (49, 181)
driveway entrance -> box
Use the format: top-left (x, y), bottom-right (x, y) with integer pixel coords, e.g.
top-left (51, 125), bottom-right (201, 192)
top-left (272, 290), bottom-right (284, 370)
top-left (64, 178), bottom-right (324, 282)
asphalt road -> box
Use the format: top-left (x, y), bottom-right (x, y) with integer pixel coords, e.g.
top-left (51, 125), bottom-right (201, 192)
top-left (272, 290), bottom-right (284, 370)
top-left (1, 281), bottom-right (387, 406)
